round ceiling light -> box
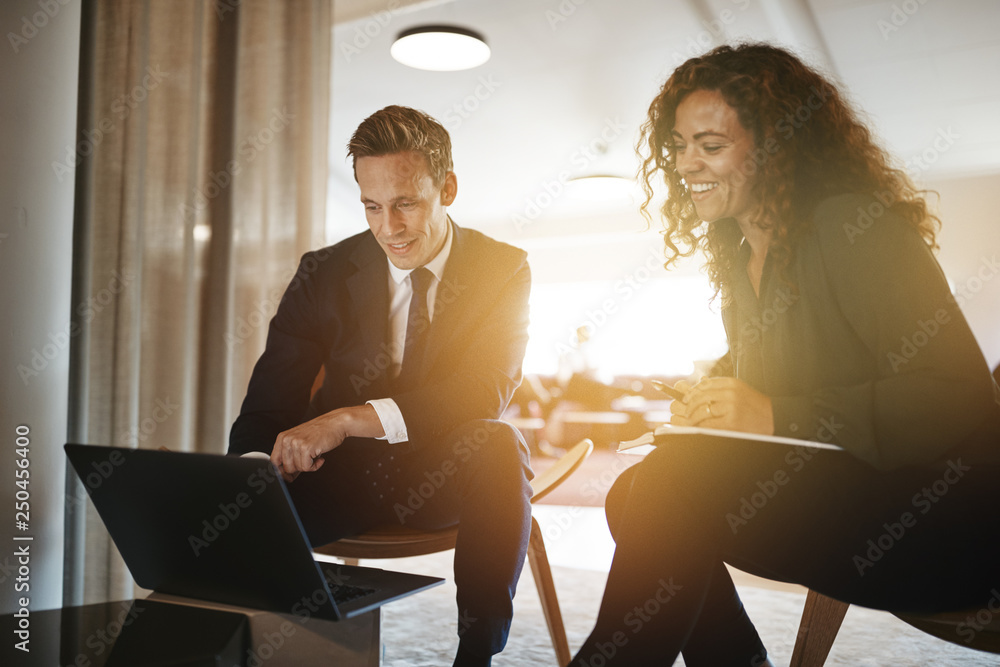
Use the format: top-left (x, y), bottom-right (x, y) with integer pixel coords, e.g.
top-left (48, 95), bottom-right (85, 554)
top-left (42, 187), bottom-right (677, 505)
top-left (390, 25), bottom-right (490, 72)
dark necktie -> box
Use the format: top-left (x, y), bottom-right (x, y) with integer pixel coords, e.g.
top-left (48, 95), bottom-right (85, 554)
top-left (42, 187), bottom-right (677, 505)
top-left (394, 267), bottom-right (432, 392)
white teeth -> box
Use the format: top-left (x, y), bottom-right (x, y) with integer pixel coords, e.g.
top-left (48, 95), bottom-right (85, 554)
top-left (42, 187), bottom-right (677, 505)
top-left (690, 183), bottom-right (718, 193)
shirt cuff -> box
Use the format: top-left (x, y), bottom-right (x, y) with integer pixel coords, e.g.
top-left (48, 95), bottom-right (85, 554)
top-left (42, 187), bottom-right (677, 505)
top-left (366, 399), bottom-right (408, 444)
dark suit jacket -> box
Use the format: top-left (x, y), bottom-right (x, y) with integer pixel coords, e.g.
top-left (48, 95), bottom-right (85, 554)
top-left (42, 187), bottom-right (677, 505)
top-left (229, 221), bottom-right (531, 455)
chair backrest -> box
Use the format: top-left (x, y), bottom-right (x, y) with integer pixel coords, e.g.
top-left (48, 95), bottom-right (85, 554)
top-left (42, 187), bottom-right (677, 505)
top-left (529, 439), bottom-right (593, 503)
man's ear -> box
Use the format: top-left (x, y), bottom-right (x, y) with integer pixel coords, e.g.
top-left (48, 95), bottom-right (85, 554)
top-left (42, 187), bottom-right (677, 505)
top-left (440, 172), bottom-right (457, 206)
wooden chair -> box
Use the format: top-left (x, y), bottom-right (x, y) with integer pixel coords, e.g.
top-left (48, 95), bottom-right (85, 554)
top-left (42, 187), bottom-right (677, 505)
top-left (790, 588), bottom-right (1000, 665)
top-left (313, 438), bottom-right (595, 666)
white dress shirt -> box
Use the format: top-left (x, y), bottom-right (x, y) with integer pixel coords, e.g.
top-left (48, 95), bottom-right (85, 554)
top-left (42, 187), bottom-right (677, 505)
top-left (366, 223), bottom-right (454, 443)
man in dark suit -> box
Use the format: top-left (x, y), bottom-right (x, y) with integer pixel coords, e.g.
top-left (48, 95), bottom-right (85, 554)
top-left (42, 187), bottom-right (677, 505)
top-left (229, 106), bottom-right (533, 667)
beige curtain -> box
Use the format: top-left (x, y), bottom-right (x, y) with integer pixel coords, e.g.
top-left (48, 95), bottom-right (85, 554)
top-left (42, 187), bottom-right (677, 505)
top-left (67, 0), bottom-right (331, 605)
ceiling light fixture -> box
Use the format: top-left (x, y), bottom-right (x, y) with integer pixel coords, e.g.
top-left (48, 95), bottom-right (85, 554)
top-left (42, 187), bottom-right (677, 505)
top-left (390, 25), bottom-right (490, 72)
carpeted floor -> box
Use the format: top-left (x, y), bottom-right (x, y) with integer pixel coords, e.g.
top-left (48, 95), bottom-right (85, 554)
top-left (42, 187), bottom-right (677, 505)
top-left (373, 505), bottom-right (1000, 667)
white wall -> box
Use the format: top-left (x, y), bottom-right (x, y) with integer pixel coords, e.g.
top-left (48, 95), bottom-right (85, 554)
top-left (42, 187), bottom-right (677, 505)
top-left (930, 172), bottom-right (1000, 369)
top-left (0, 0), bottom-right (81, 614)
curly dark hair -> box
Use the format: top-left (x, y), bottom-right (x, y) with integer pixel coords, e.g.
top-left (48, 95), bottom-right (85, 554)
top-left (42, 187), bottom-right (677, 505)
top-left (637, 42), bottom-right (939, 299)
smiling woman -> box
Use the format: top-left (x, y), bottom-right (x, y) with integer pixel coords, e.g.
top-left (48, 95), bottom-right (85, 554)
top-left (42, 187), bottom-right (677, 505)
top-left (671, 89), bottom-right (759, 228)
top-left (569, 42), bottom-right (1000, 667)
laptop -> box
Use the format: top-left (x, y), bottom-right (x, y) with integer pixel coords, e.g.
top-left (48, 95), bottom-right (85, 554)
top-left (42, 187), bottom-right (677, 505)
top-left (64, 443), bottom-right (443, 621)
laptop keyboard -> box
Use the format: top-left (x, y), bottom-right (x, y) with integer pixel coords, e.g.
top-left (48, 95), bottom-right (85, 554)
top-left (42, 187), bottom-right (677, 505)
top-left (329, 583), bottom-right (377, 604)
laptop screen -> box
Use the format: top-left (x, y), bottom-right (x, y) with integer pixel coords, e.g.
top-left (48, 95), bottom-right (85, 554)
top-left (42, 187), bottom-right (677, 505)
top-left (65, 444), bottom-right (342, 620)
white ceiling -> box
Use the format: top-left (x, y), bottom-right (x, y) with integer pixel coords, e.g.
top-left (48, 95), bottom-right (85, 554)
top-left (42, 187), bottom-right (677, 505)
top-left (327, 0), bottom-right (1000, 370)
top-left (328, 0), bottom-right (1000, 237)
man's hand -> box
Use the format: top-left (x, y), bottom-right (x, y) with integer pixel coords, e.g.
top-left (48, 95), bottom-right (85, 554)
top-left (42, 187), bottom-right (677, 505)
top-left (668, 377), bottom-right (774, 435)
top-left (271, 404), bottom-right (386, 481)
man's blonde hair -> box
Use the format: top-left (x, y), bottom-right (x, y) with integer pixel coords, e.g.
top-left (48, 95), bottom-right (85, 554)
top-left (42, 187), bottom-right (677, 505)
top-left (347, 105), bottom-right (453, 186)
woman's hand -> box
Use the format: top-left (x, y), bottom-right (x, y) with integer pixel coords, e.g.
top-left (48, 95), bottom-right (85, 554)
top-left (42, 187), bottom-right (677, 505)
top-left (668, 377), bottom-right (774, 435)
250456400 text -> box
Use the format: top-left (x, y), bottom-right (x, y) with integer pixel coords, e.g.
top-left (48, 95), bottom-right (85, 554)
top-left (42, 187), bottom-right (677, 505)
top-left (13, 424), bottom-right (33, 653)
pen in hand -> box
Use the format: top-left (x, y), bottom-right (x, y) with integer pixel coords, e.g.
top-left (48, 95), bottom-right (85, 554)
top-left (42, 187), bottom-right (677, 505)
top-left (651, 379), bottom-right (687, 402)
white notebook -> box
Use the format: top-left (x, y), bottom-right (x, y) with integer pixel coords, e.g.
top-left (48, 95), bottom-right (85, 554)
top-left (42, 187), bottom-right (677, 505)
top-left (617, 424), bottom-right (844, 455)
